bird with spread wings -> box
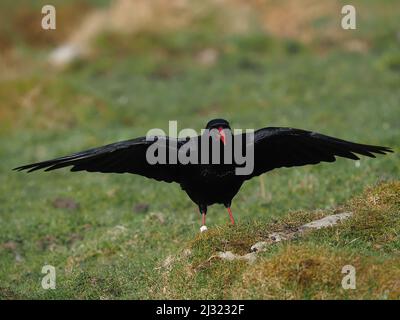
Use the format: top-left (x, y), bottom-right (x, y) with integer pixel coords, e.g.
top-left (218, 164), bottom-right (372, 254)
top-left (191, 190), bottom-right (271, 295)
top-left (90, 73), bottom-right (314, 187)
top-left (15, 119), bottom-right (393, 231)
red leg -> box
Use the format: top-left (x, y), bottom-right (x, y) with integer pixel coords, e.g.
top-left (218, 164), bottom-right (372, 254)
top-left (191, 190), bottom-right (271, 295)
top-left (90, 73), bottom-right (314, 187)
top-left (199, 210), bottom-right (208, 232)
top-left (227, 207), bottom-right (235, 225)
top-left (201, 212), bottom-right (206, 226)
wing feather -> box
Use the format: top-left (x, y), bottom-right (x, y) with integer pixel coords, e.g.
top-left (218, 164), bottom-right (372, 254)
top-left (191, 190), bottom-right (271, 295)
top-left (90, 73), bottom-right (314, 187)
top-left (14, 136), bottom-right (184, 183)
top-left (242, 127), bottom-right (393, 179)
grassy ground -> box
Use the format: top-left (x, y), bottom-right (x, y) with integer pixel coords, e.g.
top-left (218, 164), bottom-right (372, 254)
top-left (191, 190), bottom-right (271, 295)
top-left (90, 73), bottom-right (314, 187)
top-left (0, 0), bottom-right (399, 299)
top-left (159, 182), bottom-right (400, 299)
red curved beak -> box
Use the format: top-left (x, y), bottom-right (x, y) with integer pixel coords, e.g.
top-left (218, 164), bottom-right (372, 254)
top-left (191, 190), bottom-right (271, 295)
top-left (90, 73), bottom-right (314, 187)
top-left (218, 127), bottom-right (226, 145)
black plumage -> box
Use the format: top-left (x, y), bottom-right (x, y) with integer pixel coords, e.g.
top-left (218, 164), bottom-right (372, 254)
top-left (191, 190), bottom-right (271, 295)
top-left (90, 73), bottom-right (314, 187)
top-left (14, 119), bottom-right (393, 228)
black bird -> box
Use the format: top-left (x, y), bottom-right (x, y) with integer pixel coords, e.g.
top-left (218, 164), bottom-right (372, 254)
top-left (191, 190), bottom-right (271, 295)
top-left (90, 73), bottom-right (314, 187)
top-left (14, 119), bottom-right (393, 231)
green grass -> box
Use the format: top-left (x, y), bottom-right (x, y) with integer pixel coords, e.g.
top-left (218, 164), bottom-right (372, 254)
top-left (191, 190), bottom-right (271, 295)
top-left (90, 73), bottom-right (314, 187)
top-left (0, 0), bottom-right (399, 299)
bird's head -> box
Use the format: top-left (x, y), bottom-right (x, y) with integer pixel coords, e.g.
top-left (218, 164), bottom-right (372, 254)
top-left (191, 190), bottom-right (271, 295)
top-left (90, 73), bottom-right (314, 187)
top-left (205, 118), bottom-right (231, 145)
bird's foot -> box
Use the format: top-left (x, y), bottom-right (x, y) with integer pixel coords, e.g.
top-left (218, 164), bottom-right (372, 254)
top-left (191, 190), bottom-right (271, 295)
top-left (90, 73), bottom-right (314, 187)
top-left (200, 225), bottom-right (208, 233)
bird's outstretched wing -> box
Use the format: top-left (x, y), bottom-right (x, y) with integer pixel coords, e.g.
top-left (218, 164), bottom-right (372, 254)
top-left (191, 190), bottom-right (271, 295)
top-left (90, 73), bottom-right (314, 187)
top-left (14, 136), bottom-right (184, 183)
top-left (242, 127), bottom-right (393, 180)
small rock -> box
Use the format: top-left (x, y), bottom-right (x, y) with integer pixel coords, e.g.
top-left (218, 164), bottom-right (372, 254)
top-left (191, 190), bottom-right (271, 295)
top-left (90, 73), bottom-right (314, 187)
top-left (218, 251), bottom-right (236, 261)
top-left (218, 251), bottom-right (257, 264)
top-left (269, 232), bottom-right (284, 242)
top-left (300, 212), bottom-right (353, 231)
top-left (243, 252), bottom-right (257, 264)
top-left (250, 241), bottom-right (269, 252)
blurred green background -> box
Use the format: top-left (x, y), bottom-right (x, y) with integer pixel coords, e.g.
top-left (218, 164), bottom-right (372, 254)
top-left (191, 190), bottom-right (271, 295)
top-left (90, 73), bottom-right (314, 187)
top-left (0, 0), bottom-right (399, 299)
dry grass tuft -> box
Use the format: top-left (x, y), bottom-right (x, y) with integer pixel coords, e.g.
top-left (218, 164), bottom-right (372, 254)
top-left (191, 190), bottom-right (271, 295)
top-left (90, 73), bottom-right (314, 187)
top-left (232, 244), bottom-right (400, 299)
